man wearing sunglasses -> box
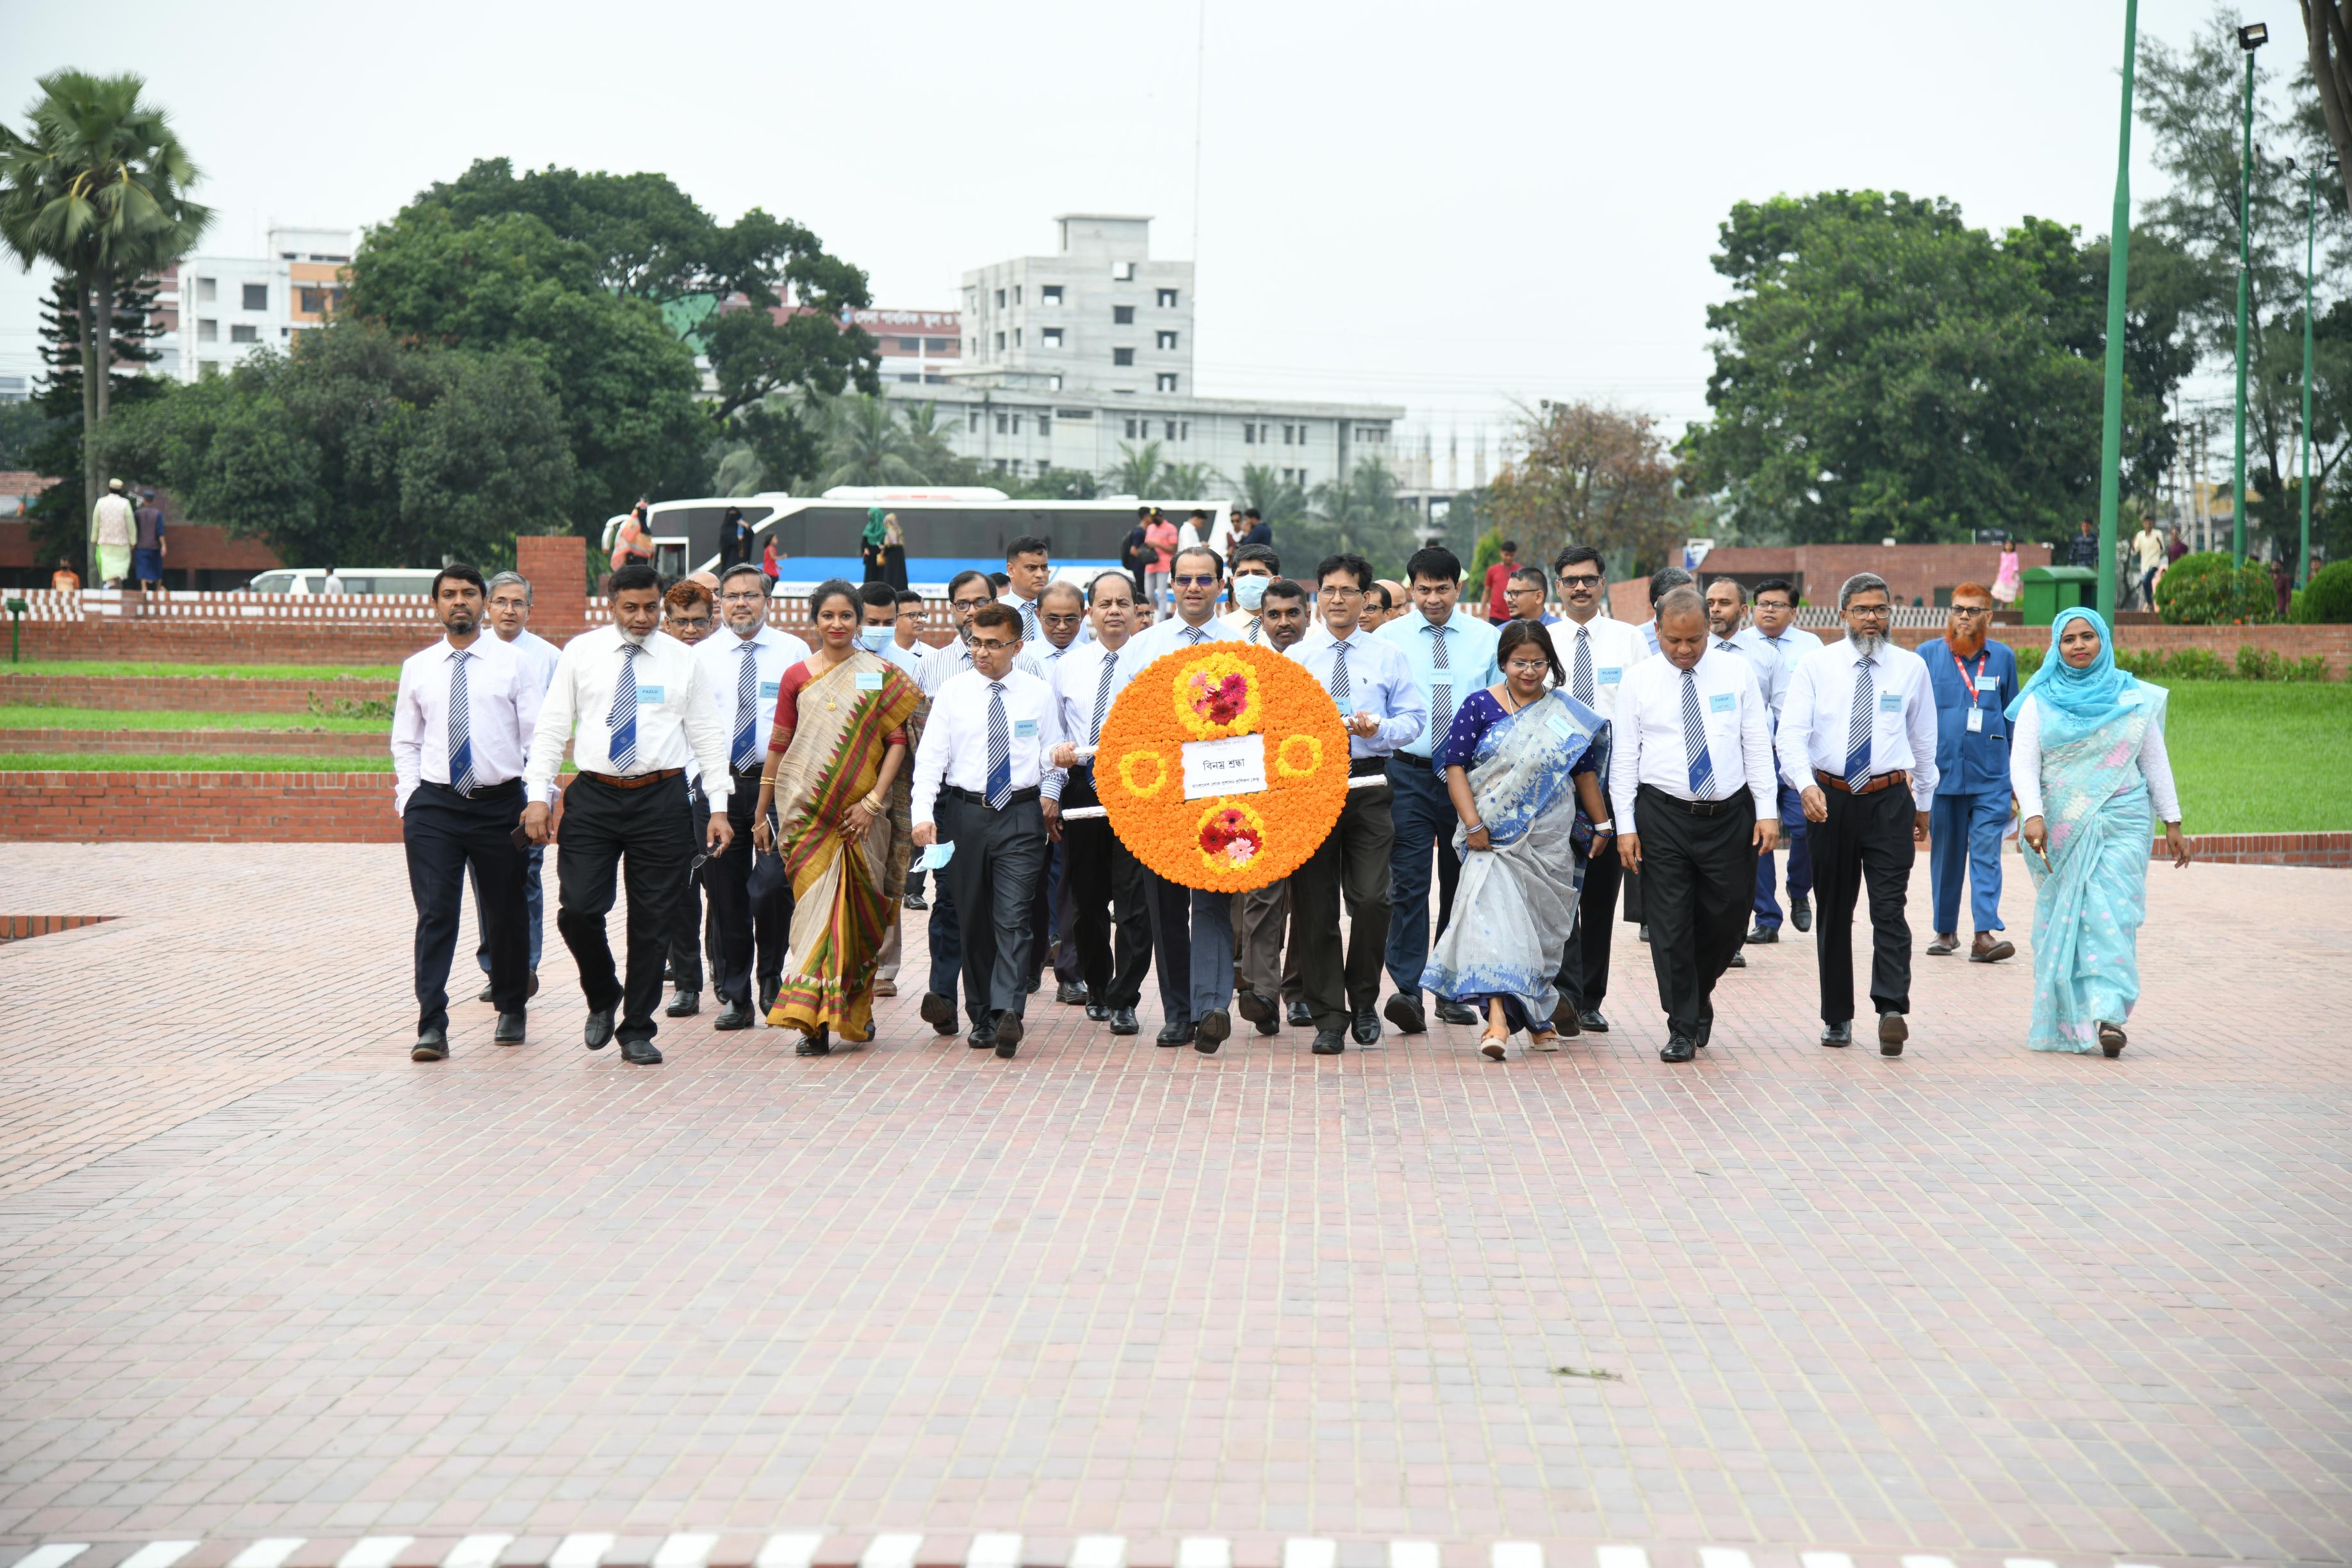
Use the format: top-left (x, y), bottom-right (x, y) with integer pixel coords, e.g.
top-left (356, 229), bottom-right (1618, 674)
top-left (1922, 582), bottom-right (2019, 965)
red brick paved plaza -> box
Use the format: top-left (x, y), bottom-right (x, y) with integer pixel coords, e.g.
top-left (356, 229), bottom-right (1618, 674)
top-left (1, 846), bottom-right (2347, 1566)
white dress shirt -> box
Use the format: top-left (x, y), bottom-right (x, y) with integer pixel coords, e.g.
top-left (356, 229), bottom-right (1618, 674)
top-left (1712, 630), bottom-right (1783, 714)
top-left (1776, 637), bottom-right (1940, 808)
top-left (692, 621), bottom-right (813, 771)
top-left (999, 589), bottom-right (1045, 643)
top-left (392, 634), bottom-right (544, 816)
top-left (1608, 647), bottom-right (1776, 827)
top-left (1125, 610), bottom-right (1240, 662)
top-left (1734, 623), bottom-right (1824, 718)
top-left (1539, 612), bottom-right (1647, 721)
top-left (494, 627), bottom-right (564, 694)
top-left (910, 666), bottom-right (1066, 826)
top-left (526, 625), bottom-right (736, 804)
top-left (1288, 629), bottom-right (1426, 758)
top-left (917, 634), bottom-right (1045, 696)
top-left (2009, 694), bottom-right (2180, 822)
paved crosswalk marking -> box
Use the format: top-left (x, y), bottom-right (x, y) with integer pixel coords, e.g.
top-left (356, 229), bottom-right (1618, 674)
top-left (445, 1539), bottom-right (514, 1568)
top-left (341, 1539), bottom-right (415, 1568)
top-left (10, 1548), bottom-right (87, 1568)
top-left (755, 1538), bottom-right (824, 1568)
top-left (1799, 1555), bottom-right (1854, 1568)
top-left (1491, 1543), bottom-right (1543, 1568)
top-left (653, 1538), bottom-right (717, 1568)
top-left (1280, 1542), bottom-right (1334, 1568)
top-left (1177, 1542), bottom-right (1229, 1568)
top-left (229, 1542), bottom-right (306, 1568)
top-left (1070, 1538), bottom-right (1127, 1568)
top-left (1697, 1552), bottom-right (1752, 1568)
top-left (550, 1539), bottom-right (614, 1568)
top-left (120, 1544), bottom-right (201, 1568)
top-left (1387, 1544), bottom-right (1439, 1568)
top-left (1595, 1549), bottom-right (1648, 1568)
top-left (861, 1535), bottom-right (922, 1568)
top-left (968, 1536), bottom-right (1022, 1568)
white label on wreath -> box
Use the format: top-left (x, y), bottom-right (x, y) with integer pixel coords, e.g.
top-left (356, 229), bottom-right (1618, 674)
top-left (1181, 733), bottom-right (1268, 801)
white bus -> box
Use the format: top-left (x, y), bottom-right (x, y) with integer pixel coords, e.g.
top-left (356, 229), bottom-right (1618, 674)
top-left (245, 568), bottom-right (445, 596)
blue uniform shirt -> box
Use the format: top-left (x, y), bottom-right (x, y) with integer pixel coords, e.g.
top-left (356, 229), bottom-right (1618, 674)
top-left (1924, 635), bottom-right (2020, 796)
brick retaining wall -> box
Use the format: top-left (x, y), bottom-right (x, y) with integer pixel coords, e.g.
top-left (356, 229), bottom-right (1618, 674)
top-left (2169, 831), bottom-right (2352, 867)
top-left (1843, 622), bottom-right (2352, 673)
top-left (4, 771), bottom-right (402, 843)
top-left (0, 673), bottom-right (399, 713)
top-left (0, 726), bottom-right (388, 756)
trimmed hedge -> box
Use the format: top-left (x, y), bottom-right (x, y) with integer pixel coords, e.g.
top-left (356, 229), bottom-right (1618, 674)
top-left (2014, 642), bottom-right (2330, 682)
top-left (2155, 550), bottom-right (2280, 625)
top-left (2290, 560), bottom-right (2352, 624)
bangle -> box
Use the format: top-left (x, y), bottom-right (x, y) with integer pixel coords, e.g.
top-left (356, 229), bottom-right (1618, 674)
top-left (1465, 820), bottom-right (1485, 834)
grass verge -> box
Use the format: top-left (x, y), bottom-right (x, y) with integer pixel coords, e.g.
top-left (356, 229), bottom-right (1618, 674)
top-left (0, 704), bottom-right (391, 733)
top-left (0, 659), bottom-right (402, 680)
top-left (2160, 682), bottom-right (2351, 833)
top-left (0, 752), bottom-right (395, 773)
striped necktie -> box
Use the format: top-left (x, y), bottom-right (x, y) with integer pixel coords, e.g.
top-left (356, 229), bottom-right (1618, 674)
top-left (446, 648), bottom-right (475, 795)
top-left (1019, 599), bottom-right (1039, 642)
top-left (608, 643), bottom-right (642, 771)
top-left (1426, 623), bottom-right (1452, 742)
top-left (1681, 667), bottom-right (1715, 796)
top-left (985, 682), bottom-right (1012, 808)
top-left (732, 639), bottom-right (760, 770)
top-left (1088, 649), bottom-right (1118, 745)
top-left (1571, 625), bottom-right (1594, 705)
top-left (1845, 653), bottom-right (1875, 790)
top-left (1182, 625), bottom-right (1208, 646)
top-left (1329, 638), bottom-right (1352, 713)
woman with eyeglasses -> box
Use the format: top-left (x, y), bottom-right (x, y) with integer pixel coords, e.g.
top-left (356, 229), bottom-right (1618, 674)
top-left (2010, 608), bottom-right (2191, 1058)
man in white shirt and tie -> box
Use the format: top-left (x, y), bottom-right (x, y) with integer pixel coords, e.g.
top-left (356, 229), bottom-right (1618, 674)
top-left (1046, 571), bottom-right (1157, 1036)
top-left (1029, 579), bottom-right (1091, 1000)
top-left (1608, 586), bottom-right (1779, 1063)
top-left (522, 562), bottom-right (735, 1066)
top-left (1123, 544), bottom-right (1246, 1050)
top-left (1702, 576), bottom-right (1780, 972)
top-left (1285, 553), bottom-right (1427, 1056)
top-left (697, 563), bottom-right (813, 1029)
top-left (391, 565), bottom-right (544, 1061)
top-left (1776, 571), bottom-right (1939, 1055)
top-left (467, 569), bottom-right (562, 997)
top-left (1541, 546), bottom-right (1646, 1035)
top-left (923, 569), bottom-right (1046, 696)
top-left (1735, 577), bottom-right (1824, 940)
top-left (910, 603), bottom-right (1065, 1058)
top-left (998, 535), bottom-right (1054, 643)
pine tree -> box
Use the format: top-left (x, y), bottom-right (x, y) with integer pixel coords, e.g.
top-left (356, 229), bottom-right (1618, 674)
top-left (25, 272), bottom-right (167, 569)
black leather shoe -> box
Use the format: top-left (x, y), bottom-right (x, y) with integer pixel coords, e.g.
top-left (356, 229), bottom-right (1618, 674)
top-left (1253, 1012), bottom-right (1279, 1036)
top-left (995, 1012), bottom-right (1025, 1049)
top-left (476, 982), bottom-right (496, 1004)
top-left (1726, 951), bottom-right (1746, 968)
top-left (1156, 1018), bottom-right (1193, 1046)
top-left (1026, 974), bottom-right (1042, 995)
top-left (794, 1035), bottom-right (831, 1057)
top-left (1055, 981), bottom-right (1089, 1006)
top-left (1194, 1009), bottom-right (1230, 1052)
top-left (968, 1025), bottom-right (995, 1049)
top-left (494, 1011), bottom-right (526, 1045)
top-left (620, 1038), bottom-right (662, 1065)
top-left (666, 988), bottom-right (700, 1017)
top-left (1638, 924), bottom-right (1649, 943)
top-left (1746, 925), bottom-right (1778, 944)
top-left (1878, 1009), bottom-right (1907, 1056)
top-left (903, 892), bottom-right (927, 911)
top-left (1576, 1008), bottom-right (1610, 1034)
top-left (713, 999), bottom-right (755, 1031)
top-left (1086, 1002), bottom-right (1111, 1022)
top-left (1660, 1034), bottom-right (1697, 1063)
top-left (1820, 1021), bottom-right (1852, 1048)
top-left (1433, 999), bottom-right (1478, 1026)
top-left (1550, 999), bottom-right (1583, 1036)
top-left (1235, 988), bottom-right (1273, 1024)
top-left (1287, 998), bottom-right (1314, 1028)
top-left (1351, 1007), bottom-right (1382, 1045)
top-left (1311, 1029), bottom-right (1345, 1056)
top-left (758, 979), bottom-right (779, 1015)
top-left (528, 969), bottom-right (539, 1000)
top-left (1384, 993), bottom-right (1427, 1034)
top-left (920, 992), bottom-right (960, 1036)
top-left (412, 1027), bottom-right (448, 1062)
top-left (584, 1007), bottom-right (617, 1050)
top-left (1110, 1007), bottom-right (1139, 1036)
top-left (1695, 1018), bottom-right (1711, 1049)
top-left (1790, 895), bottom-right (1811, 932)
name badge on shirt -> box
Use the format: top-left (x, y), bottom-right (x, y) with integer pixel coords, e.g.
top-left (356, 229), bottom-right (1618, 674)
top-left (1878, 692), bottom-right (1903, 714)
top-left (1708, 691), bottom-right (1735, 714)
top-left (1975, 673), bottom-right (2001, 692)
top-left (855, 671), bottom-right (885, 691)
top-left (1013, 717), bottom-right (1038, 739)
top-left (1966, 707), bottom-right (1984, 733)
top-left (759, 680), bottom-right (780, 699)
top-left (1598, 667), bottom-right (1622, 684)
top-left (637, 683), bottom-right (664, 705)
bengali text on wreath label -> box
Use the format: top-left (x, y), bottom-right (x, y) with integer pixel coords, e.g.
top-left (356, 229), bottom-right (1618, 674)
top-left (1180, 734), bottom-right (1268, 801)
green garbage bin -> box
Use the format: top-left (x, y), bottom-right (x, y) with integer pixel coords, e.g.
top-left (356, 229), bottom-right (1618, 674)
top-left (2019, 566), bottom-right (2096, 626)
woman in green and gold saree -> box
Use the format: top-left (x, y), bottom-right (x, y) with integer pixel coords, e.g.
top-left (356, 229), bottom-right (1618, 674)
top-left (753, 579), bottom-right (923, 1054)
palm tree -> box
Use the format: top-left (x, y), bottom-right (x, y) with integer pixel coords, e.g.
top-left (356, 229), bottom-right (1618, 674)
top-left (1101, 440), bottom-right (1165, 498)
top-left (819, 393), bottom-right (927, 487)
top-left (1157, 460), bottom-right (1227, 502)
top-left (895, 399), bottom-right (963, 478)
top-left (1239, 462), bottom-right (1307, 523)
top-left (0, 70), bottom-right (211, 580)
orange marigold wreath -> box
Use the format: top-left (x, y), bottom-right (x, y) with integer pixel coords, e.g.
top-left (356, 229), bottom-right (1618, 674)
top-left (1093, 641), bottom-right (1349, 892)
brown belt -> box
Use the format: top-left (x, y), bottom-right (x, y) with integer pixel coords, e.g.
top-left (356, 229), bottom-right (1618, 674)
top-left (582, 767), bottom-right (683, 789)
top-left (1815, 768), bottom-right (1910, 797)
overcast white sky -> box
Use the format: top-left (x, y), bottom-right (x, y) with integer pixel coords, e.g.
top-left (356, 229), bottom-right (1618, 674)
top-left (0, 0), bottom-right (2262, 458)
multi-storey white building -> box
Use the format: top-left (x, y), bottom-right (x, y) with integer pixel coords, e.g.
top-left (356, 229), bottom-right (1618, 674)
top-left (151, 225), bottom-right (355, 381)
top-left (959, 215), bottom-right (1195, 396)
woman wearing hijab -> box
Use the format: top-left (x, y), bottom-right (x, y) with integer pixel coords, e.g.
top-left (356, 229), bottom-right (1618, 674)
top-left (862, 506), bottom-right (888, 584)
top-left (2009, 608), bottom-right (2192, 1058)
top-left (882, 512), bottom-right (908, 591)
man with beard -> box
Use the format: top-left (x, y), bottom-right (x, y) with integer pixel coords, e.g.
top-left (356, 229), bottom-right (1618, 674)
top-left (1922, 582), bottom-right (2020, 964)
top-left (1701, 576), bottom-right (1779, 969)
top-left (393, 564), bottom-right (544, 1061)
top-left (1777, 572), bottom-right (1939, 1056)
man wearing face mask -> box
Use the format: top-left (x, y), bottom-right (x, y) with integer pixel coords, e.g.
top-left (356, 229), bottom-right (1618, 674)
top-left (1219, 544), bottom-right (1282, 642)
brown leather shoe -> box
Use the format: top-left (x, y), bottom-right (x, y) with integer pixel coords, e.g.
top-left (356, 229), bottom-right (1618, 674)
top-left (1925, 933), bottom-right (1959, 956)
top-left (1969, 932), bottom-right (2016, 963)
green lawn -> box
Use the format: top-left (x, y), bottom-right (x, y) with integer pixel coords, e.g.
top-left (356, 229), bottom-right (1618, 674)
top-left (0, 751), bottom-right (395, 772)
top-left (0, 704), bottom-right (391, 733)
top-left (0, 659), bottom-right (402, 680)
top-left (2163, 682), bottom-right (2352, 832)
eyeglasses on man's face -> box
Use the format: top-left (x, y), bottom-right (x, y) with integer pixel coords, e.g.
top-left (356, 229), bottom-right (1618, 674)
top-left (969, 637), bottom-right (1018, 653)
top-left (1172, 573), bottom-right (1219, 589)
top-left (951, 596), bottom-right (992, 613)
top-left (1846, 603), bottom-right (1893, 620)
top-left (1558, 574), bottom-right (1602, 589)
top-left (1950, 605), bottom-right (1993, 617)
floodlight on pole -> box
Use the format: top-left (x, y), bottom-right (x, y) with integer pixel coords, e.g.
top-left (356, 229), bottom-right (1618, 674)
top-left (2232, 22), bottom-right (2267, 568)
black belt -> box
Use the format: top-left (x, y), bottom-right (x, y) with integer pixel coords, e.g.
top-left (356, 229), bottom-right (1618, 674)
top-left (941, 784), bottom-right (1041, 807)
top-left (427, 777), bottom-right (522, 799)
top-left (732, 762), bottom-right (767, 777)
top-left (1637, 782), bottom-right (1752, 818)
top-left (1348, 756), bottom-right (1390, 779)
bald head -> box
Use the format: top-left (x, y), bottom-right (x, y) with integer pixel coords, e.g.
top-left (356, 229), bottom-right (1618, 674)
top-left (1657, 585), bottom-right (1709, 671)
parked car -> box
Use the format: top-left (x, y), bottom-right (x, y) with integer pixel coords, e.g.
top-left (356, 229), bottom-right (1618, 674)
top-left (245, 568), bottom-right (443, 596)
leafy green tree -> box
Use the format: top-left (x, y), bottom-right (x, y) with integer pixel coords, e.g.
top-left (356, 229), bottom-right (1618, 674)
top-left (1238, 463), bottom-right (1307, 530)
top-left (98, 323), bottom-right (574, 569)
top-left (0, 69), bottom-right (210, 578)
top-left (1158, 460), bottom-right (1225, 499)
top-left (1102, 441), bottom-right (1165, 496)
top-left (1490, 399), bottom-right (1686, 577)
top-left (19, 272), bottom-right (168, 567)
top-left (1296, 460), bottom-right (1418, 576)
top-left (989, 466), bottom-right (1101, 501)
top-left (819, 393), bottom-right (930, 487)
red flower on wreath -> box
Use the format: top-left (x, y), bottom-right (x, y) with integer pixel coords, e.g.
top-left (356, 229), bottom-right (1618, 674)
top-left (1198, 802), bottom-right (1266, 870)
top-left (1193, 671), bottom-right (1250, 725)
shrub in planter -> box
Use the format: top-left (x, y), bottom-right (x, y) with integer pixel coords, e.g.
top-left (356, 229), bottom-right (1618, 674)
top-left (2156, 551), bottom-right (2278, 625)
top-left (2290, 560), bottom-right (2352, 623)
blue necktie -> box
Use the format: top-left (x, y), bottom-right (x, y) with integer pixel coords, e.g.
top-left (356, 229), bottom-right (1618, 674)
top-left (1845, 654), bottom-right (1875, 790)
top-left (1681, 668), bottom-right (1715, 796)
top-left (608, 644), bottom-right (642, 771)
top-left (985, 682), bottom-right (1012, 808)
top-left (1088, 650), bottom-right (1118, 745)
top-left (732, 640), bottom-right (759, 770)
top-left (446, 648), bottom-right (475, 796)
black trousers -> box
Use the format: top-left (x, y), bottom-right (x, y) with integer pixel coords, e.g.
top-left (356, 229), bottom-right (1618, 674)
top-left (1555, 834), bottom-right (1622, 1013)
top-left (938, 792), bottom-right (1048, 1025)
top-left (556, 772), bottom-right (694, 1044)
top-left (703, 767), bottom-right (794, 1006)
top-left (667, 781), bottom-right (711, 990)
top-left (404, 780), bottom-right (529, 1035)
top-left (1633, 785), bottom-right (1756, 1041)
top-left (1290, 781), bottom-right (1394, 1029)
top-left (1061, 771), bottom-right (1153, 1008)
top-left (1812, 780), bottom-right (1916, 1024)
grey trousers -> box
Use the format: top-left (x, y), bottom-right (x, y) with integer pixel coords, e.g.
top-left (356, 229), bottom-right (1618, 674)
top-left (937, 792), bottom-right (1048, 1025)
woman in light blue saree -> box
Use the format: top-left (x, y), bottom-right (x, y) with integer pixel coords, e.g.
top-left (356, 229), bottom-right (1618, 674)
top-left (2009, 608), bottom-right (2193, 1058)
top-left (1423, 621), bottom-right (1613, 1061)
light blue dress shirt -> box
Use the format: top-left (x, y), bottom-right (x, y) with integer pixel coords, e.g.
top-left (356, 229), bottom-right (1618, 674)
top-left (1373, 607), bottom-right (1500, 759)
top-left (1288, 630), bottom-right (1426, 758)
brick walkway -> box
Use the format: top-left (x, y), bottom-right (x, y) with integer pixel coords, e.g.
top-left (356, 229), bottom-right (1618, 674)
top-left (1, 846), bottom-right (2347, 1565)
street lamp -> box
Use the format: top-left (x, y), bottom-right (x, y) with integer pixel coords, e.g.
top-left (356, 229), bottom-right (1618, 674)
top-left (2283, 152), bottom-right (2338, 591)
top-left (2095, 0), bottom-right (2143, 624)
top-left (2232, 21), bottom-right (2267, 568)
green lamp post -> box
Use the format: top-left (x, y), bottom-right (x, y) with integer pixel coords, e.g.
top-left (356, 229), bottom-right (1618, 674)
top-left (2093, 0), bottom-right (2141, 624)
top-left (2232, 22), bottom-right (2268, 568)
top-left (2283, 152), bottom-right (2337, 591)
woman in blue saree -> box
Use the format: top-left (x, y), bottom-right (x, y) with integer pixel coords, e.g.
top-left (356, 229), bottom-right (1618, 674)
top-left (1423, 620), bottom-right (1613, 1061)
top-left (2009, 608), bottom-right (2192, 1058)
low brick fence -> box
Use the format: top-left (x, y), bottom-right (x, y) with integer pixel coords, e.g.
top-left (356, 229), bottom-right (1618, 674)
top-left (0, 673), bottom-right (400, 714)
top-left (2170, 831), bottom-right (2352, 867)
top-left (1832, 622), bottom-right (2352, 674)
top-left (4, 770), bottom-right (402, 843)
top-left (0, 726), bottom-right (388, 756)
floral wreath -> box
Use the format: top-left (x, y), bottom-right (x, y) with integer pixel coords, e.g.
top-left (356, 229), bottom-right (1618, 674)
top-left (1093, 640), bottom-right (1350, 892)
